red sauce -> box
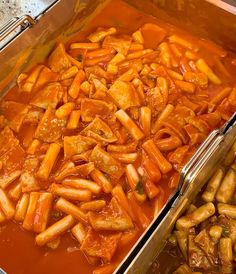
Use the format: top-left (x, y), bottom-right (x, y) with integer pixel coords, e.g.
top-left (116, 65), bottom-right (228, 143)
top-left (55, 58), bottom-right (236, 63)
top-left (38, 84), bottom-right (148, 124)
top-left (0, 1), bottom-right (236, 274)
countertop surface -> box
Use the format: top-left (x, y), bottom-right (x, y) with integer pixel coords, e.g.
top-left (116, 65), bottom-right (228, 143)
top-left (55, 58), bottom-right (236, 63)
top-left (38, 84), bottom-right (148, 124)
top-left (0, 0), bottom-right (56, 27)
top-left (0, 0), bottom-right (57, 49)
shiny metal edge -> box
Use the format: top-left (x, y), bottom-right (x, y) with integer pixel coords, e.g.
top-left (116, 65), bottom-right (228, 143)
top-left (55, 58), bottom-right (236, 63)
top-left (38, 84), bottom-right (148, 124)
top-left (114, 132), bottom-right (221, 274)
top-left (114, 128), bottom-right (220, 274)
top-left (222, 112), bottom-right (236, 134)
top-left (205, 0), bottom-right (236, 15)
top-left (114, 188), bottom-right (180, 274)
top-left (122, 121), bottom-right (236, 274)
top-left (180, 129), bottom-right (220, 194)
top-left (0, 1), bottom-right (59, 49)
top-left (0, 15), bottom-right (36, 43)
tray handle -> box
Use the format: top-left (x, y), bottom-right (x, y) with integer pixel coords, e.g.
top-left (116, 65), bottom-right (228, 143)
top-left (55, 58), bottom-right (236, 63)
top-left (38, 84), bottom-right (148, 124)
top-left (0, 15), bottom-right (36, 42)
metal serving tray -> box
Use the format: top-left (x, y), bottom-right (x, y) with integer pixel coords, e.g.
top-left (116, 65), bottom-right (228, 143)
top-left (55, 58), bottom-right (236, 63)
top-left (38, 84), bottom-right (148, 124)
top-left (0, 1), bottom-right (236, 274)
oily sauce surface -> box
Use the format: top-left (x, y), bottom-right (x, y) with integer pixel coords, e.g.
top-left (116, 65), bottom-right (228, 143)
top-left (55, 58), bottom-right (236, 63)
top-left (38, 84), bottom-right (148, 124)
top-left (1, 2), bottom-right (168, 274)
top-left (0, 1), bottom-right (236, 274)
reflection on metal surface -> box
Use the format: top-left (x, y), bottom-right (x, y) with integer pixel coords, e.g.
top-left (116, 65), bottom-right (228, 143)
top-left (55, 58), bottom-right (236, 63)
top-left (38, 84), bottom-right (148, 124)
top-left (222, 112), bottom-right (236, 134)
top-left (0, 15), bottom-right (36, 42)
top-left (179, 129), bottom-right (220, 195)
top-left (1, 0), bottom-right (236, 95)
top-left (0, 0), bottom-right (58, 48)
top-left (128, 0), bottom-right (236, 53)
top-left (114, 130), bottom-right (225, 273)
top-left (0, 268), bottom-right (7, 274)
top-left (0, 0), bottom-right (57, 26)
top-left (206, 0), bottom-right (236, 13)
top-left (117, 120), bottom-right (236, 274)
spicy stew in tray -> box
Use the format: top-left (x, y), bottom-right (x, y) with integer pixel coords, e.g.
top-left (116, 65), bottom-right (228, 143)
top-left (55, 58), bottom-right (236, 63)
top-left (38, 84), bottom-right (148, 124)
top-left (152, 140), bottom-right (236, 274)
top-left (0, 0), bottom-right (236, 273)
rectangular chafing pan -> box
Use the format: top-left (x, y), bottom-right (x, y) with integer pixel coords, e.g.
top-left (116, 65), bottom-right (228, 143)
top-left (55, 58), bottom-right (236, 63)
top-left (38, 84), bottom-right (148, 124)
top-left (0, 1), bottom-right (236, 274)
